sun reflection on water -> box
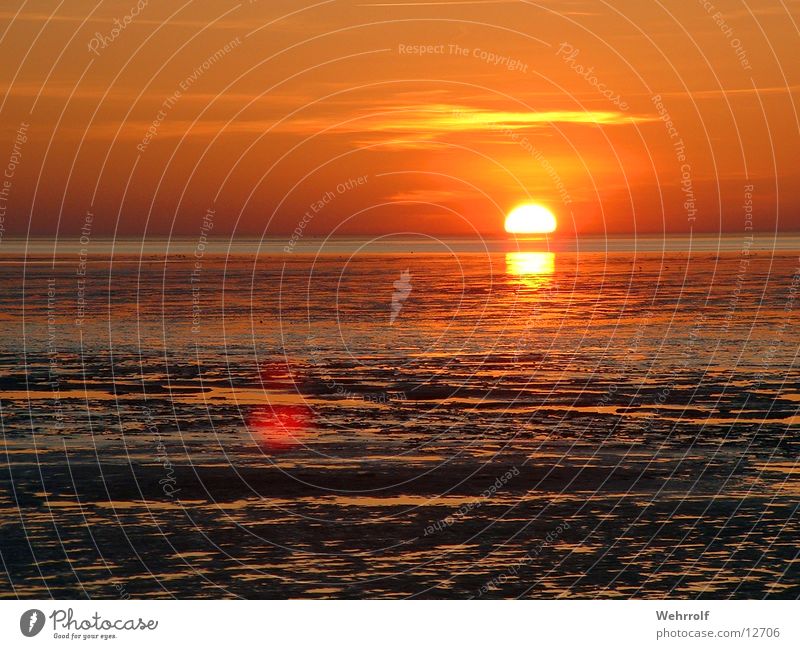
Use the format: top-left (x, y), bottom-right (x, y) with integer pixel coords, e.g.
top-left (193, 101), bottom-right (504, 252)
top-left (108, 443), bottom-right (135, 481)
top-left (505, 251), bottom-right (555, 288)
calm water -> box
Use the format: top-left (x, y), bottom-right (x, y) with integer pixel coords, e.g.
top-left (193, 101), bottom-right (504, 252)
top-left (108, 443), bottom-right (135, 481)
top-left (1, 237), bottom-right (799, 598)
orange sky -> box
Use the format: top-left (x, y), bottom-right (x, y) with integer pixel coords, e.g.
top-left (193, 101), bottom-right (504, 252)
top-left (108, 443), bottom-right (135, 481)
top-left (1, 0), bottom-right (798, 238)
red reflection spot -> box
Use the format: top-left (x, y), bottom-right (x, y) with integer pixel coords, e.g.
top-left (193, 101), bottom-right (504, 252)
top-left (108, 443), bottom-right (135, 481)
top-left (249, 405), bottom-right (312, 451)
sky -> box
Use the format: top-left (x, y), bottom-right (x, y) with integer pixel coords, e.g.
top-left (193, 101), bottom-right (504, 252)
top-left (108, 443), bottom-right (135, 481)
top-left (0, 0), bottom-right (798, 238)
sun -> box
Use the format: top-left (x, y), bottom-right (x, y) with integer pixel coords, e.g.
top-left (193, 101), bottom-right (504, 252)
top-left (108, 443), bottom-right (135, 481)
top-left (504, 203), bottom-right (557, 234)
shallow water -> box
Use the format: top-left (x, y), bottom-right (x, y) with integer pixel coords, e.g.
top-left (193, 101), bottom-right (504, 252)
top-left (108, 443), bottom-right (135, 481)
top-left (1, 238), bottom-right (798, 598)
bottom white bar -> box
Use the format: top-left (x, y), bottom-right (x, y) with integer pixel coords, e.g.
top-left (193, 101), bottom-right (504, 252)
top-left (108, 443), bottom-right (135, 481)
top-left (1, 600), bottom-right (797, 648)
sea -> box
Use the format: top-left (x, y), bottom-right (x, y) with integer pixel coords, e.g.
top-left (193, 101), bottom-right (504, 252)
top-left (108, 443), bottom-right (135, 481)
top-left (1, 235), bottom-right (798, 598)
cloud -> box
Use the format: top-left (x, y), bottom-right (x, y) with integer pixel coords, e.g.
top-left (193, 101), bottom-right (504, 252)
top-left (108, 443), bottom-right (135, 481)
top-left (358, 1), bottom-right (519, 5)
top-left (662, 85), bottom-right (800, 100)
top-left (80, 100), bottom-right (653, 147)
top-left (0, 11), bottom-right (247, 30)
top-left (386, 188), bottom-right (474, 202)
top-left (281, 103), bottom-right (654, 138)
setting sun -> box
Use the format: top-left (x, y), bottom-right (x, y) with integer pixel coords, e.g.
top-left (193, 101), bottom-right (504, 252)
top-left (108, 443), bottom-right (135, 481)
top-left (504, 204), bottom-right (557, 234)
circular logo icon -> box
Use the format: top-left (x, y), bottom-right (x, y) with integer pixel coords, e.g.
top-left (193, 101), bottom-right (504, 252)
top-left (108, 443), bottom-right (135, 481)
top-left (20, 609), bottom-right (45, 637)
